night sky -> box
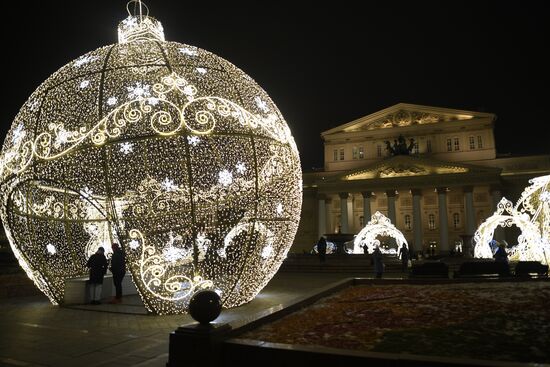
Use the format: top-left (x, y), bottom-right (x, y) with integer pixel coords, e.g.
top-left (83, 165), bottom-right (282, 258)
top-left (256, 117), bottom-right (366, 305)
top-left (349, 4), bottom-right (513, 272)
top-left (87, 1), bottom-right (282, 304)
top-left (1, 1), bottom-right (548, 170)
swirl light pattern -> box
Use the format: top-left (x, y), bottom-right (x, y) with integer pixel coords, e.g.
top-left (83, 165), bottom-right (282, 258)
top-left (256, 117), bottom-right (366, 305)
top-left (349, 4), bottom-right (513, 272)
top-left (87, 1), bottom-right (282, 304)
top-left (0, 9), bottom-right (302, 314)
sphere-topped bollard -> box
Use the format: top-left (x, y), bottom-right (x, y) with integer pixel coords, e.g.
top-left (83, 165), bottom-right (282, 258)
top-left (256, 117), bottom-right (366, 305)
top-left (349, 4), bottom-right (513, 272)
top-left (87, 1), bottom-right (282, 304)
top-left (188, 290), bottom-right (222, 325)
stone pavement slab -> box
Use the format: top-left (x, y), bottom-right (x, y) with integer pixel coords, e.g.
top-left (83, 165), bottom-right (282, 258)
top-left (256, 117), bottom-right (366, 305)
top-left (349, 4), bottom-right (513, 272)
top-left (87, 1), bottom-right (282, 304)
top-left (0, 272), bottom-right (364, 366)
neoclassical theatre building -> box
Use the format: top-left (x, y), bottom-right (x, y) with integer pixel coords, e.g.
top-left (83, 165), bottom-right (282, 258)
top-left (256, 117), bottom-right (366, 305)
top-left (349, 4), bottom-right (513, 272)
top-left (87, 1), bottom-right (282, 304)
top-left (294, 103), bottom-right (550, 254)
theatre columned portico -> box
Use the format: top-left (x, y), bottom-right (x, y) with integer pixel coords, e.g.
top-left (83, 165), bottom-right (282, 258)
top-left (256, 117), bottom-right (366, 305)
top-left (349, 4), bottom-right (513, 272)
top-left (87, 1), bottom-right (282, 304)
top-left (293, 103), bottom-right (550, 255)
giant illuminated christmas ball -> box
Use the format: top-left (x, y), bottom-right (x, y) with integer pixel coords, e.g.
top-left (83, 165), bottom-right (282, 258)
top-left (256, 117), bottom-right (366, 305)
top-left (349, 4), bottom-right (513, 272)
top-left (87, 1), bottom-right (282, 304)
top-left (0, 8), bottom-right (302, 314)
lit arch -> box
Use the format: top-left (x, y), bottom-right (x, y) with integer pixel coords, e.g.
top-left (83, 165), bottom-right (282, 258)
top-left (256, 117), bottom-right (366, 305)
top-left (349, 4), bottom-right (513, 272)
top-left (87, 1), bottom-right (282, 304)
top-left (514, 175), bottom-right (550, 264)
top-left (353, 211), bottom-right (408, 254)
top-left (473, 197), bottom-right (542, 261)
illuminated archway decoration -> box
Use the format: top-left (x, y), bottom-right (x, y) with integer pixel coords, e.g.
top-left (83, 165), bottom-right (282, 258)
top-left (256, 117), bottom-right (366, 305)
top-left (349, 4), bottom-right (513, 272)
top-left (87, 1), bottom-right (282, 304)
top-left (515, 175), bottom-right (550, 264)
top-left (353, 211), bottom-right (408, 254)
top-left (312, 241), bottom-right (337, 254)
top-left (0, 4), bottom-right (302, 314)
top-left (473, 197), bottom-right (543, 262)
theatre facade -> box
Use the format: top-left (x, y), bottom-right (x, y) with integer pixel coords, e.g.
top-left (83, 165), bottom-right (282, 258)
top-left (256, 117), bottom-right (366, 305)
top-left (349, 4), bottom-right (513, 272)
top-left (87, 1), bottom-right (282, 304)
top-left (293, 103), bottom-right (550, 254)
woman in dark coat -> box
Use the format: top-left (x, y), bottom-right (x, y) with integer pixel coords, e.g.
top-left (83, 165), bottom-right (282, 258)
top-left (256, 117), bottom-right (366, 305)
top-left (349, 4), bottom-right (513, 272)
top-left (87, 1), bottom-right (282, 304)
top-left (399, 244), bottom-right (409, 272)
top-left (109, 243), bottom-right (126, 303)
top-left (372, 246), bottom-right (384, 279)
top-left (316, 236), bottom-right (327, 263)
top-left (86, 247), bottom-right (107, 305)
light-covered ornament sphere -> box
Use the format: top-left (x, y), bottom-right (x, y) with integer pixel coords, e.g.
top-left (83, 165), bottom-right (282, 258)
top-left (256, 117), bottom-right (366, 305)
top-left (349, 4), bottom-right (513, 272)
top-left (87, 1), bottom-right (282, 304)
top-left (0, 8), bottom-right (302, 314)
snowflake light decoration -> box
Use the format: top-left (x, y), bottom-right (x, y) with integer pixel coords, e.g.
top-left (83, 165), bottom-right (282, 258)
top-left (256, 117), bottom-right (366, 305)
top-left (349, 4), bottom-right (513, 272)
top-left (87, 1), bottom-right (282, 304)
top-left (0, 2), bottom-right (302, 314)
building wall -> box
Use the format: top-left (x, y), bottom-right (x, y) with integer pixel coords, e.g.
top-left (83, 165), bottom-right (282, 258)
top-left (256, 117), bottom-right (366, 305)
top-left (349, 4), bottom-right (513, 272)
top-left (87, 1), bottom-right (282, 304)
top-left (324, 127), bottom-right (495, 172)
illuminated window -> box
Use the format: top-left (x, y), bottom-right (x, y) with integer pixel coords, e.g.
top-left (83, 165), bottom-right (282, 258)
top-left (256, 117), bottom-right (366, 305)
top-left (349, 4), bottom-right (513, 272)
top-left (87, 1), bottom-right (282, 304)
top-left (404, 214), bottom-right (411, 230)
top-left (428, 214), bottom-right (436, 230)
top-left (426, 140), bottom-right (432, 153)
top-left (359, 216), bottom-right (364, 227)
top-left (352, 146), bottom-right (358, 159)
top-left (339, 148), bottom-right (345, 161)
top-left (446, 139), bottom-right (452, 152)
top-left (477, 135), bottom-right (483, 148)
top-left (377, 145), bottom-right (382, 157)
top-left (358, 146), bottom-right (364, 159)
top-left (454, 137), bottom-right (460, 151)
top-left (333, 149), bottom-right (338, 161)
top-left (469, 136), bottom-right (475, 150)
top-left (414, 142), bottom-right (419, 154)
top-left (453, 213), bottom-right (460, 229)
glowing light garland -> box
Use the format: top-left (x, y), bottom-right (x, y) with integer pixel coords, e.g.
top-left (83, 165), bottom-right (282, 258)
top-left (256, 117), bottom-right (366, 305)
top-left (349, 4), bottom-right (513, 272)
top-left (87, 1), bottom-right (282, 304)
top-left (0, 5), bottom-right (302, 314)
top-left (473, 182), bottom-right (549, 265)
top-left (473, 198), bottom-right (541, 259)
top-left (353, 211), bottom-right (408, 254)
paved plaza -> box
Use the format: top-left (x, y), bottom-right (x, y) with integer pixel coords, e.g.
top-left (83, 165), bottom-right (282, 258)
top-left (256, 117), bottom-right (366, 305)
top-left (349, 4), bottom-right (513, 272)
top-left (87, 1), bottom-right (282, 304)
top-left (0, 272), bottom-right (367, 367)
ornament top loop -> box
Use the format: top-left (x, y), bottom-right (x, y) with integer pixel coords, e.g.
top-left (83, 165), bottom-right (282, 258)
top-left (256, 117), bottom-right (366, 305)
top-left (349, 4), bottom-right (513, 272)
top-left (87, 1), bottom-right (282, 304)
top-left (126, 0), bottom-right (150, 20)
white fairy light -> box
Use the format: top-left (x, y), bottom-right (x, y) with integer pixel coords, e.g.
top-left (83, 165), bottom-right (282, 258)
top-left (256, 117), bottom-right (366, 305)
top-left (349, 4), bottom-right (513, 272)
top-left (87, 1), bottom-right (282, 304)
top-left (235, 162), bottom-right (246, 174)
top-left (29, 100), bottom-right (40, 112)
top-left (80, 186), bottom-right (93, 199)
top-left (179, 47), bottom-right (197, 56)
top-left (147, 97), bottom-right (160, 105)
top-left (107, 96), bottom-right (118, 106)
top-left (161, 178), bottom-right (178, 192)
top-left (129, 239), bottom-right (140, 250)
top-left (261, 244), bottom-right (273, 259)
top-left (183, 85), bottom-right (195, 97)
top-left (74, 55), bottom-right (97, 67)
top-left (255, 96), bottom-right (269, 113)
top-left (46, 244), bottom-right (56, 255)
top-left (11, 124), bottom-right (25, 144)
top-left (276, 203), bottom-right (283, 215)
top-left (218, 169), bottom-right (233, 186)
top-left (187, 136), bottom-right (200, 146)
top-left (127, 82), bottom-right (151, 99)
top-left (119, 142), bottom-right (134, 154)
top-left (80, 80), bottom-right (90, 89)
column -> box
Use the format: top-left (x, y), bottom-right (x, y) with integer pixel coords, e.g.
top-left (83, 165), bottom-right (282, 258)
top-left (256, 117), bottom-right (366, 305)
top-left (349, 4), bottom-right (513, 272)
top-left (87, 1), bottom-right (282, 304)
top-left (461, 186), bottom-right (476, 258)
top-left (347, 195), bottom-right (354, 233)
top-left (463, 186), bottom-right (476, 235)
top-left (339, 192), bottom-right (349, 233)
top-left (317, 194), bottom-right (326, 239)
top-left (325, 198), bottom-right (333, 233)
top-left (361, 191), bottom-right (372, 225)
top-left (490, 185), bottom-right (505, 241)
top-left (411, 189), bottom-right (423, 253)
top-left (437, 187), bottom-right (449, 253)
top-left (386, 190), bottom-right (397, 224)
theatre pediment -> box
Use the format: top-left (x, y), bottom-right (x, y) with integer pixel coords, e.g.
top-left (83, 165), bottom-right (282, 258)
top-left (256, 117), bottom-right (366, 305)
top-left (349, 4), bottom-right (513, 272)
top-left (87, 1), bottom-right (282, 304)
top-left (322, 103), bottom-right (495, 136)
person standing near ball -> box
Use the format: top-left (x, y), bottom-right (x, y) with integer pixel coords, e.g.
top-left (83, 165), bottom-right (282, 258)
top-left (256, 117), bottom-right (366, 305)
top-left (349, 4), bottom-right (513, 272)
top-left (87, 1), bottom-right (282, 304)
top-left (109, 243), bottom-right (126, 304)
top-left (86, 247), bottom-right (107, 305)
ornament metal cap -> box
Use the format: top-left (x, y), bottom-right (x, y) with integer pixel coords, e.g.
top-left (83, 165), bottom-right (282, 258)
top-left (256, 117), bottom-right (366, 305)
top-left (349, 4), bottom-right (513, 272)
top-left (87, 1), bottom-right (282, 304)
top-left (118, 1), bottom-right (165, 43)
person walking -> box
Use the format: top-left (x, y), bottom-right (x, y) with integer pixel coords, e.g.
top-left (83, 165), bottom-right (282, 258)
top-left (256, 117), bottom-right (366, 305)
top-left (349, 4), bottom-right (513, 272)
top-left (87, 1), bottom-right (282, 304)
top-left (399, 244), bottom-right (410, 272)
top-left (316, 236), bottom-right (327, 263)
top-left (109, 243), bottom-right (126, 304)
top-left (493, 241), bottom-right (510, 276)
top-left (86, 246), bottom-right (108, 305)
top-left (372, 246), bottom-right (384, 279)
